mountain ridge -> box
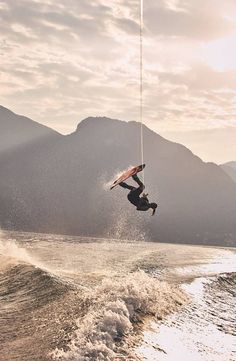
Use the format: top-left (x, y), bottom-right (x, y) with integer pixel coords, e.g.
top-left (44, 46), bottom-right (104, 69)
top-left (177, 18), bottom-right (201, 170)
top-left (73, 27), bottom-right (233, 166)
top-left (0, 105), bottom-right (236, 246)
top-left (0, 105), bottom-right (61, 156)
top-left (220, 161), bottom-right (236, 183)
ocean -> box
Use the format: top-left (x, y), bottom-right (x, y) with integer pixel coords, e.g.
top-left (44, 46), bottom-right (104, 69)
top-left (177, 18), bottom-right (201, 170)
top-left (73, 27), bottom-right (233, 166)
top-left (0, 230), bottom-right (235, 361)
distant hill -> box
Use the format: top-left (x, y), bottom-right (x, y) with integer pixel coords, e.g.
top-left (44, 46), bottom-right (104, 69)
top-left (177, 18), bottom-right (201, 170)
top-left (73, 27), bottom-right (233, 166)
top-left (0, 105), bottom-right (60, 156)
top-left (223, 161), bottom-right (236, 171)
top-left (0, 107), bottom-right (236, 246)
top-left (220, 162), bottom-right (236, 183)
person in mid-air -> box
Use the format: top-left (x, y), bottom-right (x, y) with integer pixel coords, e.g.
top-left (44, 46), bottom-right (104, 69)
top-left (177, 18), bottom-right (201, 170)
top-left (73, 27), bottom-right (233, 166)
top-left (119, 174), bottom-right (158, 215)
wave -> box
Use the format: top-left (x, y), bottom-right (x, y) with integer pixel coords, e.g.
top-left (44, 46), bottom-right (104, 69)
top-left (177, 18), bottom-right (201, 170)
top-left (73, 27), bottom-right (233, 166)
top-left (52, 271), bottom-right (188, 361)
top-left (0, 237), bottom-right (71, 312)
top-left (0, 234), bottom-right (189, 361)
top-left (0, 237), bottom-right (42, 269)
top-left (205, 272), bottom-right (236, 336)
top-left (216, 273), bottom-right (236, 296)
top-left (0, 239), bottom-right (76, 361)
top-left (0, 262), bottom-right (71, 312)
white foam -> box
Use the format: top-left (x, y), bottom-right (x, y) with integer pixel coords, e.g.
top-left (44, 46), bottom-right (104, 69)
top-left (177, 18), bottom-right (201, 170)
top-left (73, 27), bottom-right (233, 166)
top-left (0, 239), bottom-right (32, 264)
top-left (52, 271), bottom-right (188, 360)
top-left (0, 231), bottom-right (45, 270)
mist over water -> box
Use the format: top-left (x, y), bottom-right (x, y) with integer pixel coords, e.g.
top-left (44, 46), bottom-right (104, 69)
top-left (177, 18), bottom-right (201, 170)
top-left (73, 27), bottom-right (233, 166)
top-left (0, 230), bottom-right (235, 361)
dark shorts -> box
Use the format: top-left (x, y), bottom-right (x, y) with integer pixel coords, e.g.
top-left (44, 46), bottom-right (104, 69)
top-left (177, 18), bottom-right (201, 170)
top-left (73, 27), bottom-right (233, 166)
top-left (127, 185), bottom-right (144, 206)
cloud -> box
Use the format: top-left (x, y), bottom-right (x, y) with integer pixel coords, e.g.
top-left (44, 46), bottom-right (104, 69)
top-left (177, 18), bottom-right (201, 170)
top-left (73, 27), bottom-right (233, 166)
top-left (0, 0), bottom-right (114, 44)
top-left (140, 61), bottom-right (236, 135)
top-left (158, 63), bottom-right (236, 91)
top-left (145, 0), bottom-right (236, 40)
top-left (0, 0), bottom-right (236, 145)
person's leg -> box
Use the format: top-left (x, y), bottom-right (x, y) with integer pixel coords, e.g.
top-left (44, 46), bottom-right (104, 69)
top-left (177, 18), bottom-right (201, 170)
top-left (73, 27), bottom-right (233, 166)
top-left (132, 174), bottom-right (144, 188)
top-left (129, 186), bottom-right (144, 200)
top-left (130, 174), bottom-right (145, 199)
top-left (119, 182), bottom-right (135, 191)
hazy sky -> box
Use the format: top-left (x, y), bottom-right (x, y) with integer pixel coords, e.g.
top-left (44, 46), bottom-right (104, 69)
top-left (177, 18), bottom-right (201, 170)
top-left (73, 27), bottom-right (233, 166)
top-left (1, 0), bottom-right (236, 161)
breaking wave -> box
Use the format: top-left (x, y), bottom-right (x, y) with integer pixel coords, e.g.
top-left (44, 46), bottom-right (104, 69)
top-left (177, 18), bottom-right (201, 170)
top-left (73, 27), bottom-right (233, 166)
top-left (0, 262), bottom-right (70, 311)
top-left (0, 238), bottom-right (76, 361)
top-left (52, 271), bottom-right (188, 361)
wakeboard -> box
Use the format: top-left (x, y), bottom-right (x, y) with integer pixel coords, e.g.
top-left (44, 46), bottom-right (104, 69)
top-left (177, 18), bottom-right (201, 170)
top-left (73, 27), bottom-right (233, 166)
top-left (110, 164), bottom-right (145, 190)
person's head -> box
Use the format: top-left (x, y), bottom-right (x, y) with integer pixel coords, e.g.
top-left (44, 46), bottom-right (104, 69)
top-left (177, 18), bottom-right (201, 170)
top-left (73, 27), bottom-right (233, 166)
top-left (150, 203), bottom-right (157, 215)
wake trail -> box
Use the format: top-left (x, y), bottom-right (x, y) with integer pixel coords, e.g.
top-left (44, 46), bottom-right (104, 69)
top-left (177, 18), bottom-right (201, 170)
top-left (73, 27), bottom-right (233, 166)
top-left (52, 271), bottom-right (188, 361)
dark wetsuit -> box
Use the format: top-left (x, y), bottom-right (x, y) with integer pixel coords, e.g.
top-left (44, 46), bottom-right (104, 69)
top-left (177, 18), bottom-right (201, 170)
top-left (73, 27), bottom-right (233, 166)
top-left (119, 174), bottom-right (157, 212)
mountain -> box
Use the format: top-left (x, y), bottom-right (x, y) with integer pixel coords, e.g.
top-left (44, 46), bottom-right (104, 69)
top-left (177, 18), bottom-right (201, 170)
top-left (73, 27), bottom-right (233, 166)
top-left (0, 108), bottom-right (236, 246)
top-left (220, 161), bottom-right (236, 183)
top-left (0, 105), bottom-right (61, 157)
top-left (226, 161), bottom-right (236, 170)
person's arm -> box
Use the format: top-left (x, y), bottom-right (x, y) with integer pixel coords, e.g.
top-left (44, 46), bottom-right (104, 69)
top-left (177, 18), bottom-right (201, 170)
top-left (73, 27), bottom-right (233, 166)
top-left (142, 193), bottom-right (149, 202)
